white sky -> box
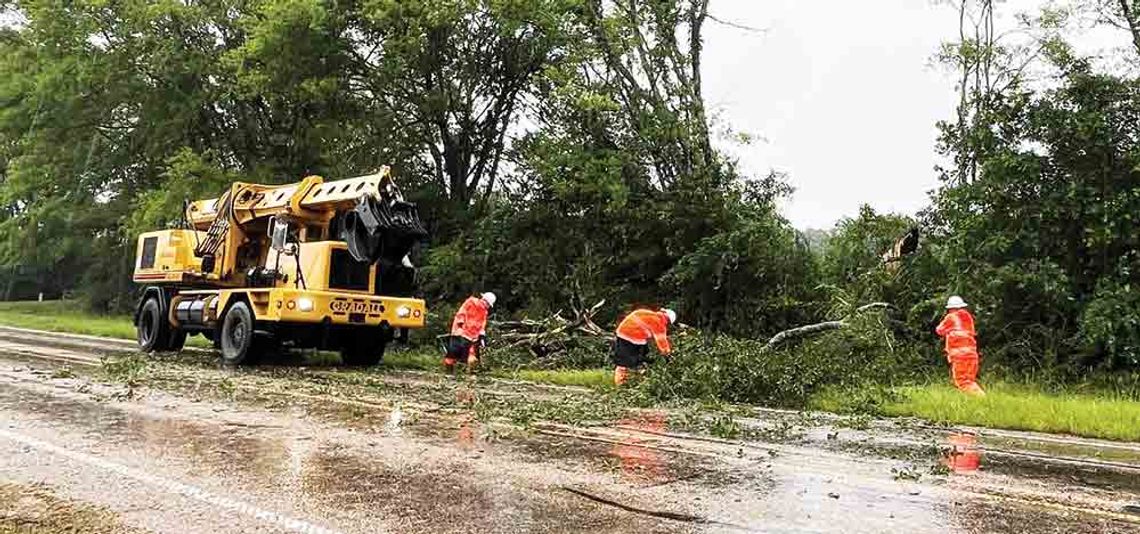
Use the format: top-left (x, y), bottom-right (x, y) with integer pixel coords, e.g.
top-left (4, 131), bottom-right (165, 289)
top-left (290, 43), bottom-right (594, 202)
top-left (702, 0), bottom-right (1129, 229)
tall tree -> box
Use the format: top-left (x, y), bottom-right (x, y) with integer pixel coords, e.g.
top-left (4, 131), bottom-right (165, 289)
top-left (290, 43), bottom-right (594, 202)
top-left (1095, 0), bottom-right (1140, 57)
top-left (580, 0), bottom-right (715, 186)
top-left (347, 0), bottom-right (575, 210)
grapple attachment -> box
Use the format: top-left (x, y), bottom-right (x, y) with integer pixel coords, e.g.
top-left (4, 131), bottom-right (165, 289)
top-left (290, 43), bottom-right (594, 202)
top-left (341, 195), bottom-right (428, 264)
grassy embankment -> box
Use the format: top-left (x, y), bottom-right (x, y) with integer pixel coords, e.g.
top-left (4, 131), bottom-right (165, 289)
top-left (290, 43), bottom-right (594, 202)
top-left (2, 300), bottom-right (1139, 441)
top-left (815, 383), bottom-right (1140, 442)
top-left (0, 300), bottom-right (137, 339)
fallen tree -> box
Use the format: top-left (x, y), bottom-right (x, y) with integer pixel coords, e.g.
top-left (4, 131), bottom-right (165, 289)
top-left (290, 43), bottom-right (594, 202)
top-left (493, 298), bottom-right (609, 358)
top-left (760, 302), bottom-right (891, 353)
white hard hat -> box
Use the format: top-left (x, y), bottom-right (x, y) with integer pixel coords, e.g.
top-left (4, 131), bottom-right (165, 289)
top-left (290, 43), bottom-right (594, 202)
top-left (481, 292), bottom-right (497, 308)
top-left (946, 296), bottom-right (968, 309)
top-left (663, 309), bottom-right (677, 324)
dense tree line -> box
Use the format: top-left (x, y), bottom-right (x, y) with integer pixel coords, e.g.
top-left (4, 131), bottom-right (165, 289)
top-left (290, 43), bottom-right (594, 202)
top-left (0, 0), bottom-right (1137, 378)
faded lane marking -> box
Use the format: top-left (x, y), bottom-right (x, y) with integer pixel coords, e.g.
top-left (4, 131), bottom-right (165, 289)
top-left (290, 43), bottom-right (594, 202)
top-left (0, 427), bottom-right (353, 534)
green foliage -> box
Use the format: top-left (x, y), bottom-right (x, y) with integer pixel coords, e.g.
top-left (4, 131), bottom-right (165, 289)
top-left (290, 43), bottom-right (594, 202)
top-left (932, 55), bottom-right (1140, 373)
top-left (1078, 281), bottom-right (1140, 369)
top-left (1, 0), bottom-right (1140, 401)
top-left (101, 352), bottom-right (150, 386)
top-left (128, 149), bottom-right (235, 235)
top-left (665, 186), bottom-right (821, 336)
top-left (639, 311), bottom-right (927, 407)
top-left (821, 206), bottom-right (914, 295)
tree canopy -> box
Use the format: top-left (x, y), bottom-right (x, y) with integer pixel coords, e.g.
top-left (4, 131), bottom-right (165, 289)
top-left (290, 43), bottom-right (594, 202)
top-left (1, 0), bottom-right (1139, 376)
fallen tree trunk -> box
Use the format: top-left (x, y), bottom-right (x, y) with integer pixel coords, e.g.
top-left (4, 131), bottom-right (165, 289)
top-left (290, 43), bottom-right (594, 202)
top-left (760, 302), bottom-right (891, 352)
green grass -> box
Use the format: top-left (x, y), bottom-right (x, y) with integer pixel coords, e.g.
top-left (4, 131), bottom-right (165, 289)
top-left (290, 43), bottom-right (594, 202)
top-left (381, 348), bottom-right (440, 371)
top-left (0, 301), bottom-right (611, 388)
top-left (383, 346), bottom-right (613, 389)
top-left (815, 382), bottom-right (1140, 442)
top-left (0, 300), bottom-right (208, 348)
top-left (508, 368), bottom-right (612, 389)
top-left (0, 300), bottom-right (137, 339)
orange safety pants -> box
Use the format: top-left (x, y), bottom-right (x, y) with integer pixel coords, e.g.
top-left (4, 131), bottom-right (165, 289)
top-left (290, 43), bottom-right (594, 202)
top-left (949, 353), bottom-right (984, 396)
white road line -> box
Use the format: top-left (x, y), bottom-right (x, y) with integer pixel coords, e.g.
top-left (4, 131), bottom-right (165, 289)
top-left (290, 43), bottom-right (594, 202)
top-left (0, 427), bottom-right (351, 534)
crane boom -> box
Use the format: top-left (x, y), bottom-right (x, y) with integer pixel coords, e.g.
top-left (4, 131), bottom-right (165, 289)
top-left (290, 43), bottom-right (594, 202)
top-left (187, 168), bottom-right (402, 229)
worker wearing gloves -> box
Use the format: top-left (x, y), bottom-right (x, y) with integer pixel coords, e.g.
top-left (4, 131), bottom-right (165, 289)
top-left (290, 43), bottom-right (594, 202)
top-left (445, 292), bottom-right (496, 373)
top-left (612, 308), bottom-right (676, 386)
top-left (935, 296), bottom-right (985, 396)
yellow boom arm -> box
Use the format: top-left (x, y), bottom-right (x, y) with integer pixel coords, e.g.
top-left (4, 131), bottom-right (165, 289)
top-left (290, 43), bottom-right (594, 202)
top-left (186, 167), bottom-right (402, 229)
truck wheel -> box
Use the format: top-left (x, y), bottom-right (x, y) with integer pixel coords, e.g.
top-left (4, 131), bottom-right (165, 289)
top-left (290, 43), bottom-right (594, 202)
top-left (341, 337), bottom-right (386, 366)
top-left (220, 302), bottom-right (259, 365)
top-left (137, 297), bottom-right (171, 352)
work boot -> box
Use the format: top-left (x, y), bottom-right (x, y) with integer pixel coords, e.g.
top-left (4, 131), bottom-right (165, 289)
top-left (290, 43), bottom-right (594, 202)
top-left (614, 366), bottom-right (630, 387)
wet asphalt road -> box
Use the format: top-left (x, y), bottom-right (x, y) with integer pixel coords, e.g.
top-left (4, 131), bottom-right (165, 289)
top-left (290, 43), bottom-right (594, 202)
top-left (1, 326), bottom-right (1140, 533)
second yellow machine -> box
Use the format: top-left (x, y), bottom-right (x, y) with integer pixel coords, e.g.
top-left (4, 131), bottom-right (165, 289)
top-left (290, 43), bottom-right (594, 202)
top-left (132, 167), bottom-right (428, 365)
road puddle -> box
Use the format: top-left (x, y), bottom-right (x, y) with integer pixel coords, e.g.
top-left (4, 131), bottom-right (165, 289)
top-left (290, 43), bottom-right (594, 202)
top-left (0, 386), bottom-right (292, 483)
top-left (951, 497), bottom-right (1140, 534)
top-left (7, 357), bottom-right (1140, 533)
top-left (0, 383), bottom-right (697, 533)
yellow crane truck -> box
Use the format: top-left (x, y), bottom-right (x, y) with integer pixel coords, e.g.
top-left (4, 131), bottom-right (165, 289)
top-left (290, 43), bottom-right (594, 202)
top-left (131, 167), bottom-right (428, 365)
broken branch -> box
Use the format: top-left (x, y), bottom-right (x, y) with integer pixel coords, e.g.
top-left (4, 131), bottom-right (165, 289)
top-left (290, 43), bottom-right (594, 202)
top-left (760, 302), bottom-right (892, 352)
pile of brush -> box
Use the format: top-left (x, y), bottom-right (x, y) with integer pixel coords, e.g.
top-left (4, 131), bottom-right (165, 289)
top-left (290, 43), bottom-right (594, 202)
top-left (493, 298), bottom-right (610, 362)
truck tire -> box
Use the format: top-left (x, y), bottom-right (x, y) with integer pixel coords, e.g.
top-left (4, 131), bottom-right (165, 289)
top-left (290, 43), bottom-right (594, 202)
top-left (341, 336), bottom-right (386, 366)
top-left (137, 297), bottom-right (171, 352)
top-left (220, 302), bottom-right (260, 365)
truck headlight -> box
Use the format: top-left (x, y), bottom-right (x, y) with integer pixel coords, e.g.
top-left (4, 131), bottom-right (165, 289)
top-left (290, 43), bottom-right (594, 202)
top-left (297, 297), bottom-right (315, 312)
top-left (396, 305), bottom-right (411, 318)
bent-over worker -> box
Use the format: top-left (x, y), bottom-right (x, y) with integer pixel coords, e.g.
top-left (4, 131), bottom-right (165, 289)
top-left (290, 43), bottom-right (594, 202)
top-left (445, 292), bottom-right (496, 373)
top-left (612, 308), bottom-right (676, 386)
top-left (935, 296), bottom-right (985, 396)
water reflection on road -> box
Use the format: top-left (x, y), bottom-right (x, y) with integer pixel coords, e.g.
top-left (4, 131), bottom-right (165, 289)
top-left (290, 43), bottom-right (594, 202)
top-left (944, 432), bottom-right (981, 474)
top-left (610, 412), bottom-right (667, 483)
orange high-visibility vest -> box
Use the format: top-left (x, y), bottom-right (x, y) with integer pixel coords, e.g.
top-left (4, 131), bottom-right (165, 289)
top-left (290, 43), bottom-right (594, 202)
top-left (936, 308), bottom-right (977, 359)
top-left (616, 309), bottom-right (671, 354)
top-left (451, 296), bottom-right (489, 342)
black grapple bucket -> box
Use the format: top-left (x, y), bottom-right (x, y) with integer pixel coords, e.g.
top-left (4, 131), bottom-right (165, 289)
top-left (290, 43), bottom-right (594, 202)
top-left (341, 196), bottom-right (428, 264)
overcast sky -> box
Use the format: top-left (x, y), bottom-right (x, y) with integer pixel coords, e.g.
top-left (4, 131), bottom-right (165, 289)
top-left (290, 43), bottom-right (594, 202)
top-left (700, 0), bottom-right (1126, 230)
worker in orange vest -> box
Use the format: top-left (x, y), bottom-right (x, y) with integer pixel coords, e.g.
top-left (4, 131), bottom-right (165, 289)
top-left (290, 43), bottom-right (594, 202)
top-left (935, 296), bottom-right (985, 396)
top-left (612, 308), bottom-right (676, 386)
top-left (444, 292), bottom-right (496, 373)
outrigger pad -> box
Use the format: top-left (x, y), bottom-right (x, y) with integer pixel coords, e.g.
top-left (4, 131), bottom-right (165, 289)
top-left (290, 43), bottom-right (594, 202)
top-left (341, 196), bottom-right (428, 264)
